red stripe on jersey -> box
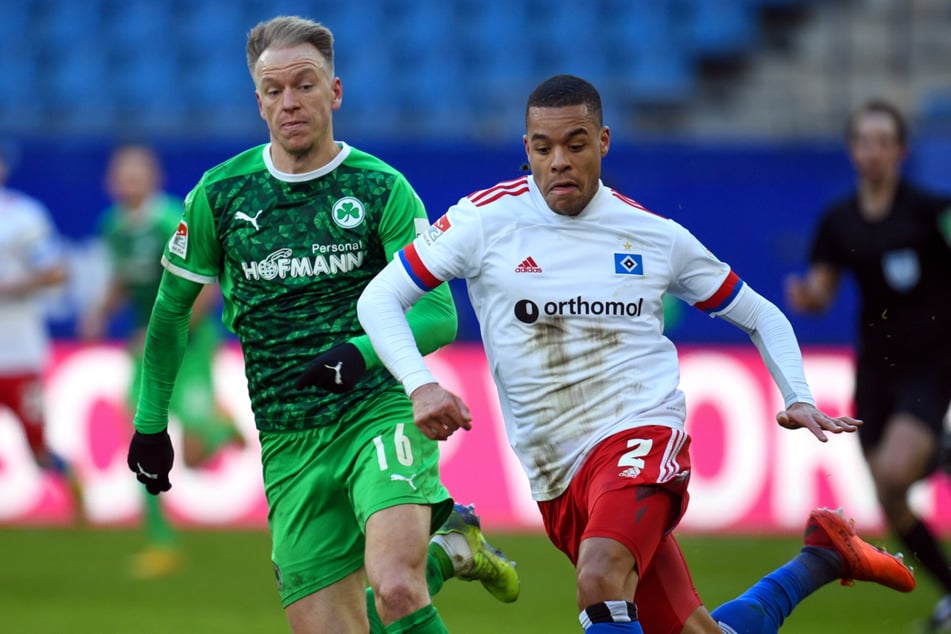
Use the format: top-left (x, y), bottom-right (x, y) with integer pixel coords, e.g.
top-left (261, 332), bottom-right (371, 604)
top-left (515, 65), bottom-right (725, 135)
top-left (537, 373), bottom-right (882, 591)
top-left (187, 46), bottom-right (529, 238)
top-left (611, 190), bottom-right (666, 218)
top-left (401, 243), bottom-right (443, 290)
top-left (694, 270), bottom-right (741, 313)
top-left (469, 176), bottom-right (530, 206)
top-left (475, 186), bottom-right (530, 207)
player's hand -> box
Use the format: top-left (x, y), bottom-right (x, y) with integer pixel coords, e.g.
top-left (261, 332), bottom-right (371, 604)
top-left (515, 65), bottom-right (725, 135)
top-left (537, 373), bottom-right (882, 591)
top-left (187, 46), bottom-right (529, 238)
top-left (295, 342), bottom-right (366, 393)
top-left (411, 383), bottom-right (472, 441)
top-left (776, 402), bottom-right (862, 442)
top-left (127, 430), bottom-right (174, 495)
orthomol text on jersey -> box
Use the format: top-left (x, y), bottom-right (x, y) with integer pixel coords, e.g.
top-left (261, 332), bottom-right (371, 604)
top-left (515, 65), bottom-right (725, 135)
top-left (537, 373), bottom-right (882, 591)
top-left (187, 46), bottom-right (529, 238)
top-left (240, 242), bottom-right (366, 280)
top-left (514, 297), bottom-right (646, 324)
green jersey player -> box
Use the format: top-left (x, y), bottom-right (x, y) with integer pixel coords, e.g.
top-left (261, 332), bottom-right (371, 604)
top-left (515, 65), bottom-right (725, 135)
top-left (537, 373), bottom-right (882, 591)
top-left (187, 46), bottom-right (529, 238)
top-left (80, 144), bottom-right (242, 579)
top-left (126, 16), bottom-right (517, 634)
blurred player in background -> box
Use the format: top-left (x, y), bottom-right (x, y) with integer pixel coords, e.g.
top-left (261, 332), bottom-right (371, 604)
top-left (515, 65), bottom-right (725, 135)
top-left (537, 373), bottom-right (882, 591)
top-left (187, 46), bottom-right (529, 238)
top-left (78, 143), bottom-right (244, 578)
top-left (0, 142), bottom-right (84, 523)
top-left (787, 99), bottom-right (951, 631)
top-left (357, 74), bottom-right (917, 634)
top-left (125, 16), bottom-right (517, 634)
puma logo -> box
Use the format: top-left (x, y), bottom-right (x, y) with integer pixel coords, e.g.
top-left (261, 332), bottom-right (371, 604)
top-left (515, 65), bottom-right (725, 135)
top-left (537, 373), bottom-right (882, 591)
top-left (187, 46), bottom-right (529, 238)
top-left (136, 462), bottom-right (158, 480)
top-left (235, 209), bottom-right (264, 230)
top-left (325, 362), bottom-right (344, 385)
top-left (390, 473), bottom-right (418, 491)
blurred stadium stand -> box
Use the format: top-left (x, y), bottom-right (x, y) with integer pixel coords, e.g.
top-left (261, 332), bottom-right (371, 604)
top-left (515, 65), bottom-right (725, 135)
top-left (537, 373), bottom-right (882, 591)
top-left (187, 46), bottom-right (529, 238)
top-left (1, 0), bottom-right (948, 141)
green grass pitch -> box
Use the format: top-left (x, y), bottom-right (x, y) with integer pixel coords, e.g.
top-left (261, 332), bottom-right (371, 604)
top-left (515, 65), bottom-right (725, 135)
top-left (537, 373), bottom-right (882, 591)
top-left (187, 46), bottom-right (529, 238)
top-left (0, 527), bottom-right (939, 633)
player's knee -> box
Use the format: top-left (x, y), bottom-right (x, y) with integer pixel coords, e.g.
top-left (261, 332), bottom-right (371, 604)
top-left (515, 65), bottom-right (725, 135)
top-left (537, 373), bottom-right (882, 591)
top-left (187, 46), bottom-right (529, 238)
top-left (369, 571), bottom-right (429, 621)
top-left (576, 560), bottom-right (634, 607)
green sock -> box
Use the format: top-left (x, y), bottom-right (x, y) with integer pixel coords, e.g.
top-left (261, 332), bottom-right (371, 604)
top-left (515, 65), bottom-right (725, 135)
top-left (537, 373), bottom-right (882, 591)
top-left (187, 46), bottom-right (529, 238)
top-left (366, 588), bottom-right (385, 634)
top-left (427, 544), bottom-right (453, 595)
top-left (384, 604), bottom-right (448, 634)
top-left (143, 492), bottom-right (176, 546)
top-left (367, 549), bottom-right (451, 633)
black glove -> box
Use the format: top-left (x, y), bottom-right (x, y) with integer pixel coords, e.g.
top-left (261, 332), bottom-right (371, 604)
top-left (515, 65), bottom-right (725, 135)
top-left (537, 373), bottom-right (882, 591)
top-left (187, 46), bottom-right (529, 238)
top-left (127, 430), bottom-right (174, 495)
top-left (295, 342), bottom-right (366, 393)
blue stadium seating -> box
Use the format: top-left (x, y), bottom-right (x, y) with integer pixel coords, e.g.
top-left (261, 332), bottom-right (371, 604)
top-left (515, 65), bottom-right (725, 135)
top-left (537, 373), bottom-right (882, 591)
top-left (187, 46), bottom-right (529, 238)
top-left (0, 0), bottom-right (813, 139)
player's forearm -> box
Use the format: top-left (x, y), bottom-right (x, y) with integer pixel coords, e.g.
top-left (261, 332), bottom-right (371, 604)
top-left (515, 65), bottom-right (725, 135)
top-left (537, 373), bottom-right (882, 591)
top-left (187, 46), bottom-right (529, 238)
top-left (352, 282), bottom-right (457, 370)
top-left (0, 265), bottom-right (67, 298)
top-left (133, 274), bottom-right (201, 433)
top-left (357, 262), bottom-right (438, 395)
top-left (720, 285), bottom-right (814, 407)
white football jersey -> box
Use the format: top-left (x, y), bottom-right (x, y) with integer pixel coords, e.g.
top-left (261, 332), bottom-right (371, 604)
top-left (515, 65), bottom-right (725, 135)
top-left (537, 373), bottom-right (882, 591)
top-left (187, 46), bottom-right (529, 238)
top-left (0, 188), bottom-right (62, 372)
top-left (400, 176), bottom-right (743, 500)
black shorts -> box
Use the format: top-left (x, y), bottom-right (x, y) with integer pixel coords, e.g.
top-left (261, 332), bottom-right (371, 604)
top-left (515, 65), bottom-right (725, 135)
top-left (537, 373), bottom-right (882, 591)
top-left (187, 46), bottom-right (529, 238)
top-left (854, 354), bottom-right (951, 457)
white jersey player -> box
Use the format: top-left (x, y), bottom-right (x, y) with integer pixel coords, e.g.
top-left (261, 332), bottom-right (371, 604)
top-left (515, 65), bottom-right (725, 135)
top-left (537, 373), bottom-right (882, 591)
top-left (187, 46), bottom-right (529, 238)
top-left (0, 149), bottom-right (74, 483)
top-left (354, 75), bottom-right (909, 634)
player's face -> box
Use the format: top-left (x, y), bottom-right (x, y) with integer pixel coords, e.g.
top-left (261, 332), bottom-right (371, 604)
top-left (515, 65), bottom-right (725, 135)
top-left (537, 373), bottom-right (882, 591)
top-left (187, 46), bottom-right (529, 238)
top-left (107, 150), bottom-right (158, 209)
top-left (524, 104), bottom-right (609, 217)
top-left (254, 44), bottom-right (342, 172)
top-left (848, 112), bottom-right (906, 186)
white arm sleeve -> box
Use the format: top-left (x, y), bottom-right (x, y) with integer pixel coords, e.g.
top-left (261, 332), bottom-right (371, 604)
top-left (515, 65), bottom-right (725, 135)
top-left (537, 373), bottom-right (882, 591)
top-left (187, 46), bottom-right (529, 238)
top-left (717, 284), bottom-right (815, 407)
top-left (357, 260), bottom-right (439, 396)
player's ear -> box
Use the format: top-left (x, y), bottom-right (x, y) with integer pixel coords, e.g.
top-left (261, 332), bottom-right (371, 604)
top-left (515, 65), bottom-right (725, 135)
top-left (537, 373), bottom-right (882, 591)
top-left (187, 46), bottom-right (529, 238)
top-left (255, 91), bottom-right (266, 121)
top-left (600, 126), bottom-right (610, 157)
top-left (331, 77), bottom-right (343, 111)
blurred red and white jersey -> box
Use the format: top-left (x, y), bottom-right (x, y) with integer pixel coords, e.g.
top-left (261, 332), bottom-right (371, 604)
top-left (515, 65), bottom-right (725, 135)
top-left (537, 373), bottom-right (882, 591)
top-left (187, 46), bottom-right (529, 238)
top-left (0, 187), bottom-right (63, 373)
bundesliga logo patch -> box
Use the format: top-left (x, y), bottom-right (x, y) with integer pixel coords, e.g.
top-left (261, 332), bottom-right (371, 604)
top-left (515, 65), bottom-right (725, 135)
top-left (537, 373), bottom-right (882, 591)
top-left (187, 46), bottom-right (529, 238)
top-left (614, 253), bottom-right (643, 275)
top-left (169, 220), bottom-right (188, 259)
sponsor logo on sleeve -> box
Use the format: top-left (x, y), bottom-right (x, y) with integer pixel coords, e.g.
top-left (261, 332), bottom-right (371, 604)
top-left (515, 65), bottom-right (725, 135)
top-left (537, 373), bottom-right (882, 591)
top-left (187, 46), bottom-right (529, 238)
top-left (421, 213), bottom-right (452, 246)
top-left (168, 220), bottom-right (188, 259)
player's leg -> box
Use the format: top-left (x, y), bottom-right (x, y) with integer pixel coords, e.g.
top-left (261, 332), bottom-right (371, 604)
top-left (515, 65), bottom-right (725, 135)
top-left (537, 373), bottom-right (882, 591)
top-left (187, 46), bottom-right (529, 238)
top-left (707, 507), bottom-right (915, 634)
top-left (262, 426), bottom-right (371, 634)
top-left (360, 500), bottom-right (520, 633)
top-left (430, 502), bottom-right (520, 602)
top-left (286, 569), bottom-right (368, 634)
top-left (2, 372), bottom-right (87, 525)
top-left (365, 504), bottom-right (447, 633)
top-left (538, 428), bottom-right (692, 633)
top-left (859, 362), bottom-right (951, 630)
top-left (635, 534), bottom-right (715, 633)
top-left (353, 399), bottom-right (454, 633)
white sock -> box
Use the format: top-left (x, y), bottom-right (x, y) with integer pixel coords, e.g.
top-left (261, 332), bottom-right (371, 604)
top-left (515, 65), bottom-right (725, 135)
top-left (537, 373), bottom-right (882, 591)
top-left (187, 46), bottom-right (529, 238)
top-left (431, 532), bottom-right (473, 575)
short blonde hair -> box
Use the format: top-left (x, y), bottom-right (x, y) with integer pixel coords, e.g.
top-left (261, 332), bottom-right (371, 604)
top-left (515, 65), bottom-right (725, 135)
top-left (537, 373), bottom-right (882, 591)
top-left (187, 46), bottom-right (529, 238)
top-left (246, 16), bottom-right (334, 78)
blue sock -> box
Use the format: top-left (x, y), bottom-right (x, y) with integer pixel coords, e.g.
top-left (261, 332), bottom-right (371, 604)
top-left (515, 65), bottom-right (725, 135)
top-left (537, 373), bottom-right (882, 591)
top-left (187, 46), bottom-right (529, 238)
top-left (580, 601), bottom-right (643, 633)
top-left (710, 546), bottom-right (840, 633)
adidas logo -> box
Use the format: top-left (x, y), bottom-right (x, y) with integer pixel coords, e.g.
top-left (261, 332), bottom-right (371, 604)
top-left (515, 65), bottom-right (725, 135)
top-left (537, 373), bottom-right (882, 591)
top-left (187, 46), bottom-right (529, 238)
top-left (515, 256), bottom-right (542, 273)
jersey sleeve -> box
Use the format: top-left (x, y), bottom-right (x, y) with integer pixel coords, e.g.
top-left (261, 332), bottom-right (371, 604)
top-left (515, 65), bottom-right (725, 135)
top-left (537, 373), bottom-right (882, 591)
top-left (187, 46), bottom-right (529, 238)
top-left (132, 272), bottom-right (204, 433)
top-left (666, 219), bottom-right (744, 316)
top-left (23, 200), bottom-right (64, 270)
top-left (350, 173), bottom-right (458, 369)
top-left (808, 209), bottom-right (845, 268)
top-left (396, 198), bottom-right (484, 291)
top-left (160, 181), bottom-right (221, 285)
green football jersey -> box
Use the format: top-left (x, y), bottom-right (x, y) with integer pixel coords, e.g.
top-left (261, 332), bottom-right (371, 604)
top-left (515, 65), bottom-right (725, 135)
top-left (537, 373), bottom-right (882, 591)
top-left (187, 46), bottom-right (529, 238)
top-left (100, 193), bottom-right (184, 328)
top-left (162, 142), bottom-right (433, 432)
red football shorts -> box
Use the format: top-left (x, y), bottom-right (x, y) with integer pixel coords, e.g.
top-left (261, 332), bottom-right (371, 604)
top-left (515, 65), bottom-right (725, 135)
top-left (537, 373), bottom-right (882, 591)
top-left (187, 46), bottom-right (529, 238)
top-left (0, 372), bottom-right (46, 454)
top-left (537, 426), bottom-right (703, 633)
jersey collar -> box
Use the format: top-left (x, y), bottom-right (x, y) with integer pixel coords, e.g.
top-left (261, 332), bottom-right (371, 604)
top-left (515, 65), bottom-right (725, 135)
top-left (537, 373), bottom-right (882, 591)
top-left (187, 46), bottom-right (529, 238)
top-left (262, 141), bottom-right (352, 182)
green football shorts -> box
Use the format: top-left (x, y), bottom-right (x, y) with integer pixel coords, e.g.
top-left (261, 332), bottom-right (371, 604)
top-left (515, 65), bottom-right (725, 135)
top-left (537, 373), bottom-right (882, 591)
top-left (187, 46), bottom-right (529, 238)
top-left (260, 389), bottom-right (452, 607)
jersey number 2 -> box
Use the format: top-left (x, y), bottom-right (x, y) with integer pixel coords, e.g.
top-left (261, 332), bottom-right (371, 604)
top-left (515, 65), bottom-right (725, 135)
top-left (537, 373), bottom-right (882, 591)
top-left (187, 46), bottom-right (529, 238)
top-left (618, 438), bottom-right (652, 471)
